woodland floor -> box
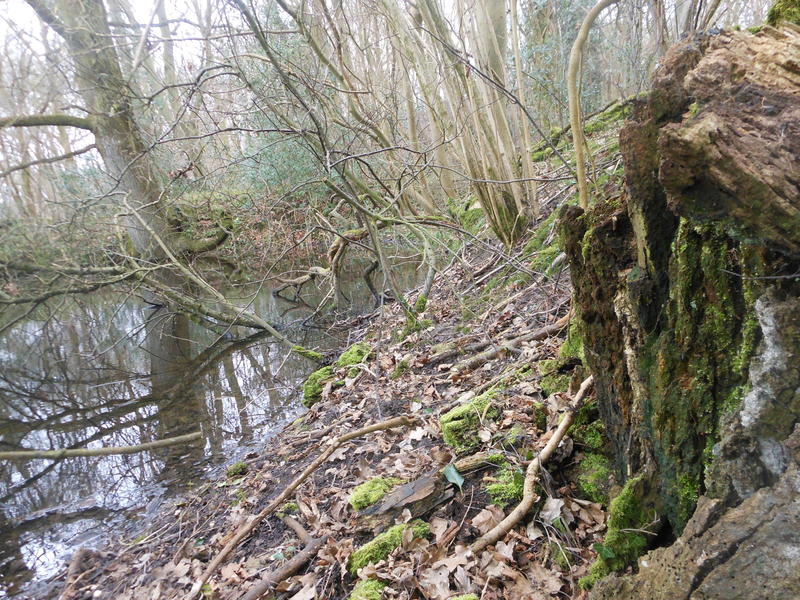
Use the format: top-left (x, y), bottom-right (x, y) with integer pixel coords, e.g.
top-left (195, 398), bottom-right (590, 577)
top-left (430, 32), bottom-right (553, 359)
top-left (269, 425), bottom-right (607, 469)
top-left (46, 114), bottom-right (627, 600)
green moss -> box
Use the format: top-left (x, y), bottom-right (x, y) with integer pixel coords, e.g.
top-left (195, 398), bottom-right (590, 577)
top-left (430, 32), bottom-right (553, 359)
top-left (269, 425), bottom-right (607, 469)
top-left (414, 294), bottom-right (428, 313)
top-left (391, 359), bottom-right (409, 380)
top-left (550, 540), bottom-right (572, 571)
top-left (644, 222), bottom-right (765, 529)
top-left (576, 453), bottom-right (612, 504)
top-left (348, 579), bottom-right (386, 600)
top-left (226, 461), bottom-right (247, 478)
top-left (347, 521), bottom-right (430, 573)
top-left (278, 501), bottom-right (299, 515)
top-left (440, 390), bottom-right (501, 454)
top-left (538, 359), bottom-right (571, 397)
top-left (349, 477), bottom-right (405, 511)
top-left (449, 595), bottom-right (479, 600)
top-left (291, 345), bottom-right (324, 363)
top-left (336, 343), bottom-right (373, 367)
top-left (584, 100), bottom-right (632, 135)
top-left (579, 476), bottom-right (650, 589)
top-left (302, 365), bottom-right (334, 407)
top-left (559, 318), bottom-right (585, 362)
top-left (485, 464), bottom-right (525, 508)
top-left (767, 0), bottom-right (800, 25)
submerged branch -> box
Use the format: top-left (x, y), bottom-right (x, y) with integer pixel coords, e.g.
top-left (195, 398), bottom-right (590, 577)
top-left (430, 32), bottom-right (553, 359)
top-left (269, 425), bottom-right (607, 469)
top-left (0, 431), bottom-right (202, 461)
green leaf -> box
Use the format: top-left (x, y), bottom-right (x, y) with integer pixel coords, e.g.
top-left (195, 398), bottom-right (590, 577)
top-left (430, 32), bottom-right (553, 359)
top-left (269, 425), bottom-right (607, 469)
top-left (443, 463), bottom-right (465, 490)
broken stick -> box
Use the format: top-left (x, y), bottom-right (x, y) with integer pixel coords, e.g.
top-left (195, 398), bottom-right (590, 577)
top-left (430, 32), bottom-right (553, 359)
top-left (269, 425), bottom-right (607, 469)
top-left (470, 376), bottom-right (594, 553)
top-left (187, 415), bottom-right (415, 599)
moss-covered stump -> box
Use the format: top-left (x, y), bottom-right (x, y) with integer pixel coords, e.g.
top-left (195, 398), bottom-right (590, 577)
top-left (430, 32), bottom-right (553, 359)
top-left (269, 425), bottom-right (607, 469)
top-left (348, 579), bottom-right (387, 600)
top-left (767, 0), bottom-right (800, 27)
top-left (349, 477), bottom-right (405, 511)
top-left (439, 390), bottom-right (500, 454)
top-left (562, 25), bottom-right (800, 597)
top-left (348, 521), bottom-right (430, 574)
top-left (302, 365), bottom-right (335, 407)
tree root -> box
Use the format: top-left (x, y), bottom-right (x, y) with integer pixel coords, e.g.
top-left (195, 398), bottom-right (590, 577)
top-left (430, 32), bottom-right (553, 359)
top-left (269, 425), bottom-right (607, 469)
top-left (470, 376), bottom-right (594, 553)
top-left (187, 415), bottom-right (415, 598)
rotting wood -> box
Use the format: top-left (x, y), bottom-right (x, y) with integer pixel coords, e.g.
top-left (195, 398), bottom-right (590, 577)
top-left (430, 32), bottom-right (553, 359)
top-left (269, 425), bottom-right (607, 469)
top-left (187, 415), bottom-right (415, 599)
top-left (470, 376), bottom-right (594, 553)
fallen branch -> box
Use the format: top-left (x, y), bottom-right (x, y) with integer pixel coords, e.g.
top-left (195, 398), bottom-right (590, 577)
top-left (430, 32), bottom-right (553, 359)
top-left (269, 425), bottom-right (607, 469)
top-left (241, 516), bottom-right (327, 600)
top-left (470, 376), bottom-right (594, 553)
top-left (0, 431), bottom-right (202, 461)
top-left (187, 415), bottom-right (415, 598)
top-left (451, 312), bottom-right (570, 373)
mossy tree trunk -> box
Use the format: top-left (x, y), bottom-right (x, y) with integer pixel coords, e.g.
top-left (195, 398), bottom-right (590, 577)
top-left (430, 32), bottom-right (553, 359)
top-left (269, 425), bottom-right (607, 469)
top-left (561, 26), bottom-right (800, 597)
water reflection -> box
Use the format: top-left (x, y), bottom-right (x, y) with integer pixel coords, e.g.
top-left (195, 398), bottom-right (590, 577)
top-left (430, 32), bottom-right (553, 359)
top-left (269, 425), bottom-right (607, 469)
top-left (0, 285), bottom-right (336, 597)
top-left (0, 256), bottom-right (423, 596)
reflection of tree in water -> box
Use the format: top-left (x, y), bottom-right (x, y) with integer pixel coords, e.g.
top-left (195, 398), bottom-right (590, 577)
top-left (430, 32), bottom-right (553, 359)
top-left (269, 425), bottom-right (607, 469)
top-left (0, 290), bottom-right (334, 588)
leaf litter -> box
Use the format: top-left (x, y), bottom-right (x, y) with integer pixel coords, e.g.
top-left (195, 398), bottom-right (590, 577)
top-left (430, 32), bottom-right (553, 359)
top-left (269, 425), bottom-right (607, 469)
top-left (48, 243), bottom-right (615, 600)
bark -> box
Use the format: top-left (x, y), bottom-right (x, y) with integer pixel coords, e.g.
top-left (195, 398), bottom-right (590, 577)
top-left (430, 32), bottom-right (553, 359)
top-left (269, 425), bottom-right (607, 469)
top-left (561, 26), bottom-right (800, 597)
top-left (26, 0), bottom-right (172, 258)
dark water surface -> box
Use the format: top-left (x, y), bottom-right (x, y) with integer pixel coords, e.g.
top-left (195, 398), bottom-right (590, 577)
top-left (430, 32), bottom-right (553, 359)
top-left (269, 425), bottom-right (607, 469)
top-left (0, 263), bottom-right (420, 597)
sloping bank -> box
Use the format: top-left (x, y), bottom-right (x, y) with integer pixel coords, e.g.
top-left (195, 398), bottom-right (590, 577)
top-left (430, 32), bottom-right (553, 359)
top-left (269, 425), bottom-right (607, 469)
top-left (561, 23), bottom-right (800, 598)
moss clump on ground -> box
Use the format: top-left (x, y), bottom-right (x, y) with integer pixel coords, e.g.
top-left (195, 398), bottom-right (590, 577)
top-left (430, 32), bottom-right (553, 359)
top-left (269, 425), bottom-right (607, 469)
top-left (767, 0), bottom-right (800, 25)
top-left (349, 477), bottom-right (405, 511)
top-left (277, 501), bottom-right (299, 516)
top-left (485, 464), bottom-right (525, 508)
top-left (579, 476), bottom-right (650, 589)
top-left (538, 359), bottom-right (571, 397)
top-left (225, 461), bottom-right (247, 478)
top-left (550, 540), bottom-right (572, 571)
top-left (572, 399), bottom-right (606, 451)
top-left (291, 345), bottom-right (324, 362)
top-left (576, 453), bottom-right (613, 504)
top-left (348, 579), bottom-right (386, 600)
top-left (391, 359), bottom-right (409, 380)
top-left (336, 342), bottom-right (373, 367)
top-left (440, 390), bottom-right (500, 454)
top-left (449, 595), bottom-right (479, 600)
top-left (302, 365), bottom-right (335, 407)
top-left (348, 521), bottom-right (430, 573)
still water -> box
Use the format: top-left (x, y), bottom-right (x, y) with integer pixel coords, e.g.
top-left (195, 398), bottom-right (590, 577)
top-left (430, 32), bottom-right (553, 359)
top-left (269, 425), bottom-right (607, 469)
top-left (0, 263), bottom-right (420, 597)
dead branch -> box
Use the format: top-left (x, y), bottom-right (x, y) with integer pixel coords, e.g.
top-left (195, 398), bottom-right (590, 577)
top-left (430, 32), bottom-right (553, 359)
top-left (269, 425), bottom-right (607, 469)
top-left (0, 431), bottom-right (202, 460)
top-left (470, 376), bottom-right (594, 553)
top-left (240, 516), bottom-right (326, 600)
top-left (451, 312), bottom-right (570, 372)
top-left (187, 415), bottom-right (415, 598)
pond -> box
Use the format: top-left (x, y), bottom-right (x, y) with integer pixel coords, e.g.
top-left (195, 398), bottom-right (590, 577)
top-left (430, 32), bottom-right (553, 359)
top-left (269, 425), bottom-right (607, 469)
top-left (0, 260), bottom-right (421, 598)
